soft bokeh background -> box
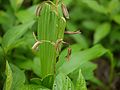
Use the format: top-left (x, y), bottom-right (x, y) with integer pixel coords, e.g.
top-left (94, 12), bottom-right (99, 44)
top-left (0, 0), bottom-right (120, 90)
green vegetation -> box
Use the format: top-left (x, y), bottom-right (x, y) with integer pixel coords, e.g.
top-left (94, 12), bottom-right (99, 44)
top-left (0, 0), bottom-right (120, 90)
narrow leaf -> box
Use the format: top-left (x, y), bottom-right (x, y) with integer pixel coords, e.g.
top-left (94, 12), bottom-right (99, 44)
top-left (52, 73), bottom-right (74, 90)
top-left (94, 22), bottom-right (111, 44)
top-left (80, 61), bottom-right (97, 80)
top-left (10, 64), bottom-right (25, 90)
top-left (16, 5), bottom-right (37, 23)
top-left (112, 14), bottom-right (120, 25)
top-left (75, 69), bottom-right (87, 90)
top-left (42, 75), bottom-right (54, 89)
top-left (82, 0), bottom-right (108, 14)
top-left (19, 84), bottom-right (50, 90)
top-left (5, 61), bottom-right (13, 90)
top-left (57, 44), bottom-right (107, 75)
top-left (2, 21), bottom-right (35, 53)
top-left (107, 0), bottom-right (119, 13)
top-left (9, 0), bottom-right (24, 11)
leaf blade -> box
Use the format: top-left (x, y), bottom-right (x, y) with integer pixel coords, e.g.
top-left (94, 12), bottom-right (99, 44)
top-left (94, 22), bottom-right (111, 44)
top-left (52, 73), bottom-right (74, 90)
top-left (57, 44), bottom-right (107, 75)
top-left (5, 61), bottom-right (13, 90)
top-left (2, 20), bottom-right (35, 53)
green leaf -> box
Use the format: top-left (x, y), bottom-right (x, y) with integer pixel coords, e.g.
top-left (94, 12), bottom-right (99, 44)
top-left (80, 61), bottom-right (97, 80)
top-left (69, 69), bottom-right (87, 90)
top-left (69, 7), bottom-right (83, 21)
top-left (107, 0), bottom-right (120, 14)
top-left (75, 69), bottom-right (87, 90)
top-left (14, 56), bottom-right (41, 77)
top-left (63, 0), bottom-right (73, 5)
top-left (19, 84), bottom-right (50, 90)
top-left (16, 5), bottom-right (37, 23)
top-left (32, 57), bottom-right (41, 77)
top-left (80, 62), bottom-right (104, 87)
top-left (10, 64), bottom-right (25, 90)
top-left (110, 30), bottom-right (120, 43)
top-left (106, 50), bottom-right (114, 82)
top-left (67, 22), bottom-right (77, 31)
top-left (69, 61), bottom-right (104, 86)
top-left (4, 61), bottom-right (26, 90)
top-left (0, 11), bottom-right (13, 29)
top-left (81, 0), bottom-right (108, 14)
top-left (5, 62), bottom-right (49, 90)
top-left (15, 58), bottom-right (33, 70)
top-left (71, 34), bottom-right (89, 49)
top-left (0, 46), bottom-right (4, 60)
top-left (16, 10), bottom-right (34, 23)
top-left (30, 78), bottom-right (42, 85)
top-left (0, 11), bottom-right (10, 24)
top-left (5, 61), bottom-right (13, 90)
top-left (9, 0), bottom-right (24, 11)
top-left (52, 73), bottom-right (74, 90)
top-left (0, 36), bottom-right (2, 44)
top-left (89, 77), bottom-right (104, 87)
top-left (42, 75), bottom-right (54, 89)
top-left (2, 20), bottom-right (35, 53)
top-left (112, 14), bottom-right (120, 24)
top-left (82, 20), bottom-right (99, 30)
top-left (94, 22), bottom-right (111, 44)
top-left (57, 44), bottom-right (107, 75)
top-left (56, 44), bottom-right (83, 69)
top-left (69, 62), bottom-right (106, 88)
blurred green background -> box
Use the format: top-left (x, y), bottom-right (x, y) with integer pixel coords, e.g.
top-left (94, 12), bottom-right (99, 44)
top-left (0, 0), bottom-right (120, 90)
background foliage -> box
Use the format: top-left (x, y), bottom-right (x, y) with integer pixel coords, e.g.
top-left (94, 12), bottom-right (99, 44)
top-left (0, 0), bottom-right (120, 90)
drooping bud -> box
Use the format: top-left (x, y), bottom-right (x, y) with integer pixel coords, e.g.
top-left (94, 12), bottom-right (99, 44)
top-left (36, 5), bottom-right (42, 16)
top-left (61, 3), bottom-right (69, 19)
top-left (66, 47), bottom-right (72, 61)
